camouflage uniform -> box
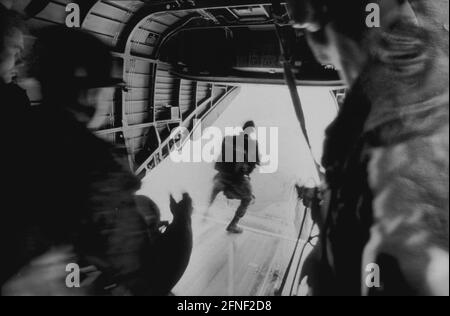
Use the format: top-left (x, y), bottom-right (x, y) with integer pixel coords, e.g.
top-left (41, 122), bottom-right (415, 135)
top-left (319, 2), bottom-right (449, 295)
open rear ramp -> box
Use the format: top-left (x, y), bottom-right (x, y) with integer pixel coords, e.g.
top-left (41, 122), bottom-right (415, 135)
top-left (138, 85), bottom-right (338, 296)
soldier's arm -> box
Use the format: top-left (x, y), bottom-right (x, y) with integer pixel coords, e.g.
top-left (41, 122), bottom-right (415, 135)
top-left (363, 127), bottom-right (449, 296)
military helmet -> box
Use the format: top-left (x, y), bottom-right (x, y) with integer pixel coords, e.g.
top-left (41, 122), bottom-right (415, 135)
top-left (33, 26), bottom-right (123, 90)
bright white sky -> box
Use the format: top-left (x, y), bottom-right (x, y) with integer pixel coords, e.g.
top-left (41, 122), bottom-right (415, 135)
top-left (139, 84), bottom-right (338, 218)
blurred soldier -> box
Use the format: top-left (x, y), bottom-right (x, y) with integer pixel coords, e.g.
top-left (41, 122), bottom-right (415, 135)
top-left (210, 121), bottom-right (260, 234)
top-left (1, 26), bottom-right (193, 296)
top-left (0, 4), bottom-right (31, 290)
top-left (144, 194), bottom-right (193, 296)
top-left (287, 0), bottom-right (449, 295)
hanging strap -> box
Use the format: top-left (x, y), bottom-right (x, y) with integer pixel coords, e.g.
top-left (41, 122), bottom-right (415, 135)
top-left (271, 0), bottom-right (321, 173)
top-left (270, 0), bottom-right (327, 296)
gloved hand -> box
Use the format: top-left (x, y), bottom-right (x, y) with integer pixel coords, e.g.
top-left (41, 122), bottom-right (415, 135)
top-left (170, 193), bottom-right (193, 222)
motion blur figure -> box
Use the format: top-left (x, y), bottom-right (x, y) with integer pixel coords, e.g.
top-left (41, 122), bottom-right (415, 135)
top-left (287, 0), bottom-right (449, 295)
top-left (0, 4), bottom-right (32, 290)
top-left (1, 26), bottom-right (193, 296)
top-left (210, 121), bottom-right (260, 234)
top-left (2, 26), bottom-right (147, 296)
top-left (0, 0), bottom-right (32, 13)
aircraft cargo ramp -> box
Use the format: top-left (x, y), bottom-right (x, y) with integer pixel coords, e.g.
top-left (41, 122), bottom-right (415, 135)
top-left (138, 85), bottom-right (338, 296)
